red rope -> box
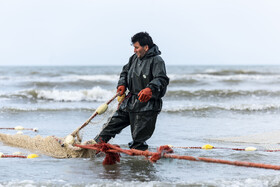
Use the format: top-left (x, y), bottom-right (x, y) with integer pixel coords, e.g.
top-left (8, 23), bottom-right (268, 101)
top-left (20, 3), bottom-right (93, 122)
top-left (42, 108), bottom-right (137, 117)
top-left (150, 145), bottom-right (174, 163)
top-left (97, 143), bottom-right (121, 165)
top-left (76, 143), bottom-right (280, 170)
top-left (1, 155), bottom-right (27, 158)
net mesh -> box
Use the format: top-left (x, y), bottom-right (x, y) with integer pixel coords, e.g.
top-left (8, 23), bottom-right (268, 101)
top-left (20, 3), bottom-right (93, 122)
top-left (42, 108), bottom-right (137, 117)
top-left (0, 133), bottom-right (94, 158)
top-left (0, 99), bottom-right (119, 158)
top-left (79, 99), bottom-right (119, 141)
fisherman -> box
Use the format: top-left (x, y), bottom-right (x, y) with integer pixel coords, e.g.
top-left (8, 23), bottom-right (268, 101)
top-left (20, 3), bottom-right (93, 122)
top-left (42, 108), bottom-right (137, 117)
top-left (94, 32), bottom-right (169, 150)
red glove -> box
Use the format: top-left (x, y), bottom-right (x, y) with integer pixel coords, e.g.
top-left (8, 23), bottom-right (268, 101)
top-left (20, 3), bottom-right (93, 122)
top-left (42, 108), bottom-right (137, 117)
top-left (117, 85), bottom-right (126, 95)
top-left (138, 88), bottom-right (152, 102)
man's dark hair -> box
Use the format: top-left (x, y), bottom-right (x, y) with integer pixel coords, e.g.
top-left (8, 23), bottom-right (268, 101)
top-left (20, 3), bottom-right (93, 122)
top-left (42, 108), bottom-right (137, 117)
top-left (131, 32), bottom-right (154, 49)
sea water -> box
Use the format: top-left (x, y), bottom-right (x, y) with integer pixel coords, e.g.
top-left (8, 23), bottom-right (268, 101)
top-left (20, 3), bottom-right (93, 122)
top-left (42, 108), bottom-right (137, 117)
top-left (1, 65), bottom-right (280, 186)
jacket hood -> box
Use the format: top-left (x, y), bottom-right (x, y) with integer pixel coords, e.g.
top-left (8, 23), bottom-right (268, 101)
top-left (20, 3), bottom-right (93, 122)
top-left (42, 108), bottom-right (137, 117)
top-left (141, 44), bottom-right (161, 59)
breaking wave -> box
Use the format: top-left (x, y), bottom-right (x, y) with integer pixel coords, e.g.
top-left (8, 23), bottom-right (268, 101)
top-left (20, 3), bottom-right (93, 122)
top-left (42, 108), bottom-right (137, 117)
top-left (2, 103), bottom-right (280, 113)
top-left (0, 106), bottom-right (116, 113)
top-left (2, 88), bottom-right (280, 101)
top-left (169, 74), bottom-right (280, 83)
top-left (0, 74), bottom-right (118, 84)
top-left (166, 89), bottom-right (280, 98)
top-left (0, 87), bottom-right (114, 102)
top-left (162, 103), bottom-right (280, 113)
top-left (3, 73), bottom-right (280, 88)
top-left (1, 175), bottom-right (280, 187)
top-left (202, 68), bottom-right (278, 75)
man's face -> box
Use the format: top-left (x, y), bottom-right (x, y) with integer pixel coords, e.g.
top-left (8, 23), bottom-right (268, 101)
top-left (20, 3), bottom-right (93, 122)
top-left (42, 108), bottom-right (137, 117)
top-left (133, 42), bottom-right (149, 58)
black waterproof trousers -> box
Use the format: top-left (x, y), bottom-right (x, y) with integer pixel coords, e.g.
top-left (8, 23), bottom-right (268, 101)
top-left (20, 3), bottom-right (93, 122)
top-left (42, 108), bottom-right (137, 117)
top-left (94, 110), bottom-right (158, 150)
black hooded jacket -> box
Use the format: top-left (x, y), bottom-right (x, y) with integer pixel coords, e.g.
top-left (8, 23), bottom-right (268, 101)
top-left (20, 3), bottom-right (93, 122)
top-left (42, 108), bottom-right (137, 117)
top-left (117, 44), bottom-right (169, 112)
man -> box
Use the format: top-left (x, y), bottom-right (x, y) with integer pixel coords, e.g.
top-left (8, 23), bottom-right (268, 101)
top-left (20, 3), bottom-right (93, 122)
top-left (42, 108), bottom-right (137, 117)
top-left (94, 32), bottom-right (169, 150)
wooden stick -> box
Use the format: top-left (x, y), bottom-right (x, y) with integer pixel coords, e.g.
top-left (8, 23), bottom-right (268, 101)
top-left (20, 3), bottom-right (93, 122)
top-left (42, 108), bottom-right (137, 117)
top-left (70, 92), bottom-right (120, 138)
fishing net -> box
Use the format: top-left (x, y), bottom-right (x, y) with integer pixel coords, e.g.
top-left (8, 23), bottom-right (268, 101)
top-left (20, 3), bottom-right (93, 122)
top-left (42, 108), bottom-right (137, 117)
top-left (0, 133), bottom-right (94, 158)
top-left (78, 98), bottom-right (119, 142)
top-left (0, 97), bottom-right (119, 158)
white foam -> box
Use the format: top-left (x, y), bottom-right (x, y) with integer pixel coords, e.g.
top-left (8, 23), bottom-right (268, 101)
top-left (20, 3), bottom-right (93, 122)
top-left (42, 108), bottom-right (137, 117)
top-left (0, 179), bottom-right (66, 187)
top-left (213, 175), bottom-right (280, 187)
top-left (62, 75), bottom-right (119, 82)
top-left (1, 177), bottom-right (280, 187)
top-left (0, 74), bottom-right (119, 85)
top-left (168, 73), bottom-right (280, 82)
top-left (162, 102), bottom-right (280, 112)
top-left (35, 86), bottom-right (113, 102)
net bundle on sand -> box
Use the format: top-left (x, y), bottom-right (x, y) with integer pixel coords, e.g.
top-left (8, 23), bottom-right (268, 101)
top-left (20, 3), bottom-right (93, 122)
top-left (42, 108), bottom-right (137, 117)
top-left (0, 133), bottom-right (95, 158)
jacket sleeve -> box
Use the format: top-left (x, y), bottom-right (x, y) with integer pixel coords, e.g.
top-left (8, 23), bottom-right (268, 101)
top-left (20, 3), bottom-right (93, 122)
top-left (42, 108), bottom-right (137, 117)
top-left (147, 58), bottom-right (169, 99)
top-left (117, 55), bottom-right (133, 88)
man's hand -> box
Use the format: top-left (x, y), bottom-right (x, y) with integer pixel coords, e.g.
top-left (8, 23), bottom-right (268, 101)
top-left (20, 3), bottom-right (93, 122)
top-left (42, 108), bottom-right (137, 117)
top-left (138, 88), bottom-right (152, 102)
top-left (117, 85), bottom-right (126, 95)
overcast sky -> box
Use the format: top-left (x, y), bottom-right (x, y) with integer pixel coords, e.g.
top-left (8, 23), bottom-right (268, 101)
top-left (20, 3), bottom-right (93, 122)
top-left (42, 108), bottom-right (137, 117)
top-left (0, 0), bottom-right (279, 66)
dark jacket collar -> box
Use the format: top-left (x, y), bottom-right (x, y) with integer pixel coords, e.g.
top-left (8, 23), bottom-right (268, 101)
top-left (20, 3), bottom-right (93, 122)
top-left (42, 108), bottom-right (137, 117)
top-left (140, 44), bottom-right (161, 60)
